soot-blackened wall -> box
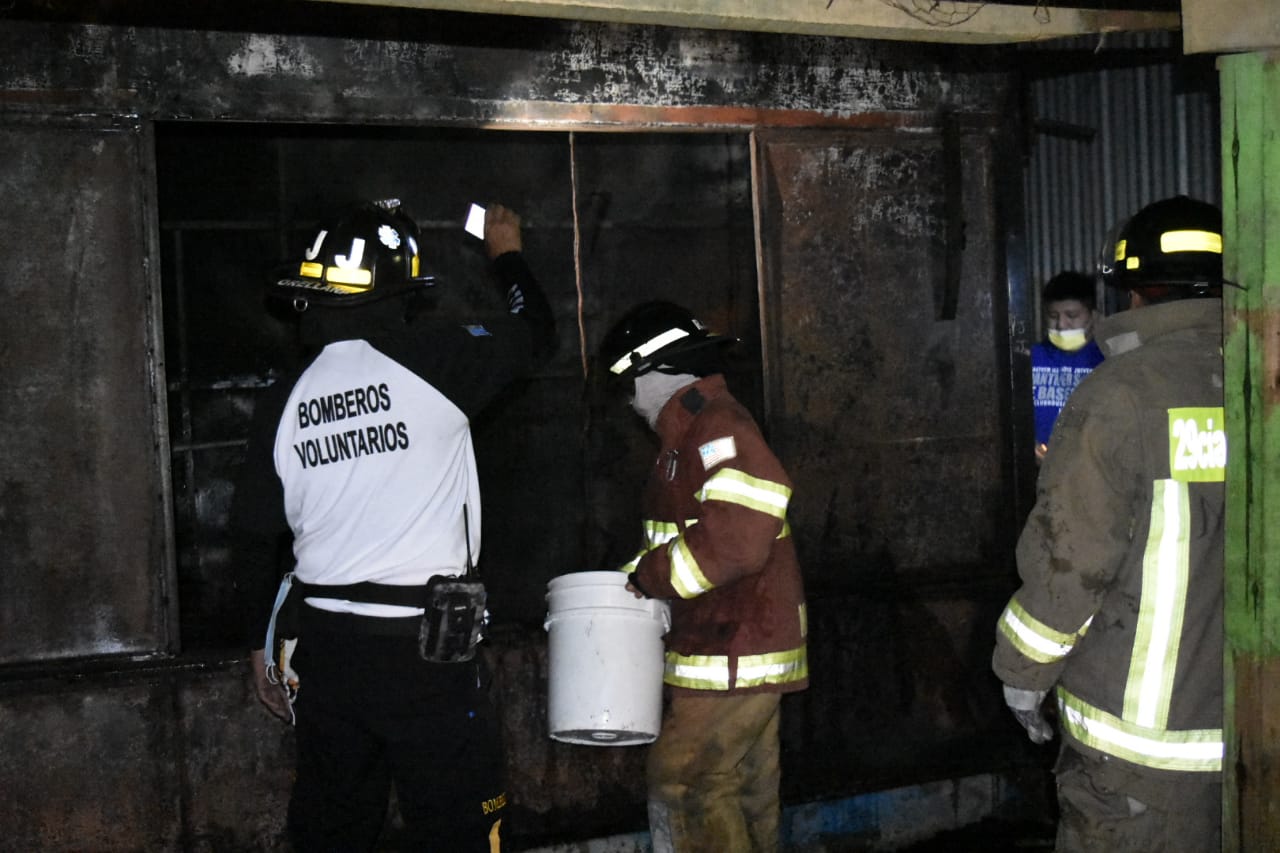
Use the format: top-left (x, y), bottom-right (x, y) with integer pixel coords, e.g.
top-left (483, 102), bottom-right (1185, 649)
top-left (0, 7), bottom-right (1037, 850)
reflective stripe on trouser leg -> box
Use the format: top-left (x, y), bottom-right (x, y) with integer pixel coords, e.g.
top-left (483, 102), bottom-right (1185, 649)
top-left (646, 692), bottom-right (783, 853)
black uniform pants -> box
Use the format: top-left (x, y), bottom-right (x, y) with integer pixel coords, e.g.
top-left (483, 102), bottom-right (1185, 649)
top-left (286, 628), bottom-right (508, 852)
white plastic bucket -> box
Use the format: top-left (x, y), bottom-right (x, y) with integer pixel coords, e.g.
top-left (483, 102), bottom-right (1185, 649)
top-left (544, 571), bottom-right (671, 746)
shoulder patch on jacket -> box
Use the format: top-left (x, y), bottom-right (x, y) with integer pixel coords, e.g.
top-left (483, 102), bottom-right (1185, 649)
top-left (699, 436), bottom-right (737, 470)
top-left (680, 387), bottom-right (706, 414)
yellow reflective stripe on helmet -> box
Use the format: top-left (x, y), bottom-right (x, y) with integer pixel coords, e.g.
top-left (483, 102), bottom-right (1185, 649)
top-left (665, 653), bottom-right (730, 689)
top-left (608, 326), bottom-right (691, 375)
top-left (736, 646), bottom-right (808, 688)
top-left (998, 598), bottom-right (1092, 664)
top-left (325, 266), bottom-right (373, 288)
top-left (1161, 229), bottom-right (1222, 255)
top-left (1125, 479), bottom-right (1190, 730)
top-left (669, 536), bottom-right (713, 599)
top-left (1114, 238), bottom-right (1127, 263)
top-left (696, 468), bottom-right (791, 519)
top-left (1058, 687), bottom-right (1222, 772)
top-left (299, 261), bottom-right (324, 278)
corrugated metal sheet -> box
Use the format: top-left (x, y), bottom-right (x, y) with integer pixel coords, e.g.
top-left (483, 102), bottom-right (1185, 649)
top-left (1022, 32), bottom-right (1220, 296)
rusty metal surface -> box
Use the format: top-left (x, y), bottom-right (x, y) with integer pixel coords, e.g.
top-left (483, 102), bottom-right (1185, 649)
top-left (0, 681), bottom-right (185, 849)
top-left (757, 129), bottom-right (1016, 586)
top-left (0, 16), bottom-right (1009, 127)
top-left (0, 661), bottom-right (293, 852)
top-left (0, 116), bottom-right (171, 665)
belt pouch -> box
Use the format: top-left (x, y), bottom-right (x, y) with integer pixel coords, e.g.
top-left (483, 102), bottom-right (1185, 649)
top-left (418, 576), bottom-right (487, 663)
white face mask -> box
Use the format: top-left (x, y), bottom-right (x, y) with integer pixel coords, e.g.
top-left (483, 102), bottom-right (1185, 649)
top-left (1048, 328), bottom-right (1090, 352)
top-left (632, 371), bottom-right (697, 429)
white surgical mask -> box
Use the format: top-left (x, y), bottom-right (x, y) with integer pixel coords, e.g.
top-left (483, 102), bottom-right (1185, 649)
top-left (632, 371), bottom-right (697, 430)
top-left (1048, 328), bottom-right (1090, 352)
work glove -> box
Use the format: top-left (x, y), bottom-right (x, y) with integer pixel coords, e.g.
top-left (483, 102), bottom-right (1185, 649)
top-left (1003, 684), bottom-right (1054, 744)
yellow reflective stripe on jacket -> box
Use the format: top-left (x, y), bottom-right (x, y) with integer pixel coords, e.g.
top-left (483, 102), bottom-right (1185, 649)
top-left (696, 468), bottom-right (791, 520)
top-left (664, 645), bottom-right (808, 690)
top-left (736, 646), bottom-right (808, 688)
top-left (634, 515), bottom-right (787, 593)
top-left (1058, 687), bottom-right (1222, 772)
top-left (665, 653), bottom-right (731, 689)
top-left (643, 519), bottom-right (685, 548)
top-left (998, 598), bottom-right (1092, 664)
top-left (669, 536), bottom-right (713, 599)
top-left (1125, 479), bottom-right (1191, 729)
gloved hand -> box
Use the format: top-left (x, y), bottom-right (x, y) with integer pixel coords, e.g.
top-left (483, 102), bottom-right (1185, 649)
top-left (250, 647), bottom-right (294, 724)
top-left (1003, 684), bottom-right (1054, 744)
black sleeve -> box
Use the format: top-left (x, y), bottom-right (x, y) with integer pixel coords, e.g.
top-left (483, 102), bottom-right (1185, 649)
top-left (229, 375), bottom-right (295, 650)
top-left (492, 250), bottom-right (558, 363)
top-left (375, 250), bottom-right (558, 418)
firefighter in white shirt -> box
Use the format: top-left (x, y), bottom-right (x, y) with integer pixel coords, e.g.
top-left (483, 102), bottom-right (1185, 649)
top-left (232, 198), bottom-right (555, 852)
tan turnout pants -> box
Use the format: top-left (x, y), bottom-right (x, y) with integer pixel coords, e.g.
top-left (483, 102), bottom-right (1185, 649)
top-left (645, 691), bottom-right (782, 853)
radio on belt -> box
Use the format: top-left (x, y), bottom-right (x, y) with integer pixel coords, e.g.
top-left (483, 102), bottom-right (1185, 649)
top-left (418, 505), bottom-right (488, 663)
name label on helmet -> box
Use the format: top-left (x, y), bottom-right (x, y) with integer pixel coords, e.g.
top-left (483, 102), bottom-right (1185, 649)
top-left (1169, 407), bottom-right (1226, 482)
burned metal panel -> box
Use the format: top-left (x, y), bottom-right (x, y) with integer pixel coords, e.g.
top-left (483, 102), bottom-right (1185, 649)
top-left (0, 16), bottom-right (1010, 126)
top-left (755, 127), bottom-right (1025, 785)
top-left (0, 681), bottom-right (185, 850)
top-left (176, 669), bottom-right (295, 851)
top-left (758, 129), bottom-right (1014, 582)
top-left (781, 590), bottom-right (1038, 802)
top-left (0, 116), bottom-right (172, 665)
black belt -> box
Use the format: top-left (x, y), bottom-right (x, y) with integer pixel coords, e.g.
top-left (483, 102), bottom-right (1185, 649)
top-left (292, 579), bottom-right (432, 608)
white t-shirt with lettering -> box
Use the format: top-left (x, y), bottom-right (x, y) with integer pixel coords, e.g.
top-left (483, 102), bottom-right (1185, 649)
top-left (274, 339), bottom-right (479, 617)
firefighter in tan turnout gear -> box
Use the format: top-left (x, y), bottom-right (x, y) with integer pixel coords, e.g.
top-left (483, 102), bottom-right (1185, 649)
top-left (599, 301), bottom-right (809, 853)
top-left (993, 196), bottom-right (1227, 852)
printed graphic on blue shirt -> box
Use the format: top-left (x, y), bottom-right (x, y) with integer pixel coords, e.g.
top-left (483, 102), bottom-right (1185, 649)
top-left (1031, 340), bottom-right (1104, 446)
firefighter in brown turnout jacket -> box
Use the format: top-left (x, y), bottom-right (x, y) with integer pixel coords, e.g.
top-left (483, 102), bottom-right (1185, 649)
top-left (599, 301), bottom-right (809, 853)
top-left (993, 196), bottom-right (1227, 852)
